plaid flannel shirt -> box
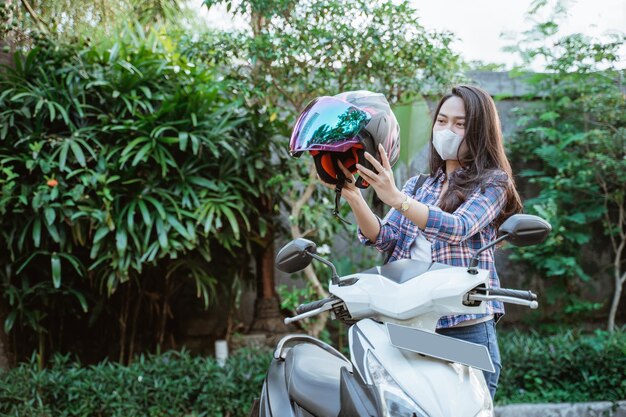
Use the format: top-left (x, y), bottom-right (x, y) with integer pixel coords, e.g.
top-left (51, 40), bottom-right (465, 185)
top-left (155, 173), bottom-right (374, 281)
top-left (358, 169), bottom-right (509, 328)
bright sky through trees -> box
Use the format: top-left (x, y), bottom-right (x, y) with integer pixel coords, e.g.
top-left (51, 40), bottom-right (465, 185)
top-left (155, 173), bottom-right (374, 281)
top-left (191, 0), bottom-right (625, 70)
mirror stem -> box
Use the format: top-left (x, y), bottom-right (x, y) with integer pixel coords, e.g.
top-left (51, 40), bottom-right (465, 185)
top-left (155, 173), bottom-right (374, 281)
top-left (467, 234), bottom-right (508, 275)
top-left (309, 253), bottom-right (340, 285)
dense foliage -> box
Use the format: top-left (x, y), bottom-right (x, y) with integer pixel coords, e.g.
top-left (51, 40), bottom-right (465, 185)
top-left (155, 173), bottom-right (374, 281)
top-left (198, 0), bottom-right (465, 226)
top-left (194, 0), bottom-right (463, 337)
top-left (0, 348), bottom-right (272, 417)
top-left (0, 330), bottom-right (624, 415)
top-left (0, 0), bottom-right (464, 365)
top-left (507, 7), bottom-right (626, 329)
top-left (497, 329), bottom-right (626, 404)
top-left (0, 25), bottom-right (275, 364)
top-left (1, 0), bottom-right (183, 36)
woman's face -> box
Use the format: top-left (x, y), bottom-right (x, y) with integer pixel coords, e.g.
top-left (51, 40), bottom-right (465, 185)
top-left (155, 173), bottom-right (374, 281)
top-left (433, 96), bottom-right (466, 137)
top-left (432, 95), bottom-right (469, 160)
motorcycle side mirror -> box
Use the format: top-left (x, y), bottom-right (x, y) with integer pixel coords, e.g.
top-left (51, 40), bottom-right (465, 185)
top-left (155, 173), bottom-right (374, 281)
top-left (467, 214), bottom-right (551, 275)
top-left (275, 238), bottom-right (317, 273)
top-left (498, 214), bottom-right (552, 247)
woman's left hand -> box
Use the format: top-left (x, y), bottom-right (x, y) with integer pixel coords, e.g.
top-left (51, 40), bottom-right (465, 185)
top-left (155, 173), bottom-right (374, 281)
top-left (357, 144), bottom-right (404, 208)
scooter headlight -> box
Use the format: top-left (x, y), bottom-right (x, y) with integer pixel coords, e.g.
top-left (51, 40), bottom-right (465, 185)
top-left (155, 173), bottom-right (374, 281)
top-left (366, 351), bottom-right (429, 417)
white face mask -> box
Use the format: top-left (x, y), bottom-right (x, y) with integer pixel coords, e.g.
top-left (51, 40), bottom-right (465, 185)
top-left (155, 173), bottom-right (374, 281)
top-left (432, 129), bottom-right (464, 160)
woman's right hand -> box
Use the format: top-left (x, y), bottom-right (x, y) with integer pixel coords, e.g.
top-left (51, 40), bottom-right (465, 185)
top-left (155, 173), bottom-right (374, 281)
top-left (318, 161), bottom-right (362, 203)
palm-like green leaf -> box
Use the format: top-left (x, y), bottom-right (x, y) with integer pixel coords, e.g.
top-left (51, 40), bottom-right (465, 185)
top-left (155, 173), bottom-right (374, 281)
top-left (0, 23), bottom-right (263, 358)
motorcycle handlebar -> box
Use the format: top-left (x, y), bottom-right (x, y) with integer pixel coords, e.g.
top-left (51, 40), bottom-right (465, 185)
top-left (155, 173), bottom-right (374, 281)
top-left (487, 288), bottom-right (537, 302)
top-left (296, 297), bottom-right (336, 314)
top-left (468, 287), bottom-right (539, 309)
top-left (290, 289), bottom-right (539, 325)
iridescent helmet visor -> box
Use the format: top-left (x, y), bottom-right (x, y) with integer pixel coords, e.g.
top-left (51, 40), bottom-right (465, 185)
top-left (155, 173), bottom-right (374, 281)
top-left (290, 97), bottom-right (372, 156)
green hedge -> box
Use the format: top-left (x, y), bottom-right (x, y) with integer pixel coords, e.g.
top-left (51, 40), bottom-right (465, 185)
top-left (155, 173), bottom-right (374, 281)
top-left (496, 329), bottom-right (626, 404)
top-left (0, 349), bottom-right (272, 417)
top-left (0, 330), bottom-right (624, 416)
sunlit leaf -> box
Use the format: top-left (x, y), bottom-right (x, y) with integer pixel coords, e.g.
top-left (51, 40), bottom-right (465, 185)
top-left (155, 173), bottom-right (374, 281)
top-left (51, 253), bottom-right (62, 289)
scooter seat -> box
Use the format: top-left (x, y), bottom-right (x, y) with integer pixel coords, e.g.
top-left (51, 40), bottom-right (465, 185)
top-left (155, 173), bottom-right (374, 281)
top-left (285, 343), bottom-right (352, 417)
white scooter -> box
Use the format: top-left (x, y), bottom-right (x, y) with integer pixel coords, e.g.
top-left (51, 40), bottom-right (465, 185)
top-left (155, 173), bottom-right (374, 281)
top-left (251, 214), bottom-right (551, 417)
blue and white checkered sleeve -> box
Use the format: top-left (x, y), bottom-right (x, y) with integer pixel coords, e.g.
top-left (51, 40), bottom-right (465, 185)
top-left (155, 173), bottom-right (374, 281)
top-left (357, 176), bottom-right (418, 251)
top-left (422, 176), bottom-right (508, 244)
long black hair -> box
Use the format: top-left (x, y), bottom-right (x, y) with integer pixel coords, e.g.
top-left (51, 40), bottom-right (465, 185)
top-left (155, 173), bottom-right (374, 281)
top-left (429, 85), bottom-right (523, 227)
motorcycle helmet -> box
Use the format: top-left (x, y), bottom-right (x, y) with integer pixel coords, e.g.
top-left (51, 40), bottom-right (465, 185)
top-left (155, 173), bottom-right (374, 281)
top-left (290, 90), bottom-right (400, 188)
top-left (289, 91), bottom-right (400, 222)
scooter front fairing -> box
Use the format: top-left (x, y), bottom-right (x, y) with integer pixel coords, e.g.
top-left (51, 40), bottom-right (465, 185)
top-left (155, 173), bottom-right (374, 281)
top-left (349, 319), bottom-right (492, 417)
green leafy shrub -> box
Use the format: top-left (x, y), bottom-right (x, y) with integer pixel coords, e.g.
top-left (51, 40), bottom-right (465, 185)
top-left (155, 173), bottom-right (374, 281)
top-left (0, 24), bottom-right (271, 363)
top-left (0, 348), bottom-right (272, 417)
top-left (496, 329), bottom-right (626, 404)
top-left (1, 331), bottom-right (624, 414)
top-left (506, 4), bottom-right (626, 330)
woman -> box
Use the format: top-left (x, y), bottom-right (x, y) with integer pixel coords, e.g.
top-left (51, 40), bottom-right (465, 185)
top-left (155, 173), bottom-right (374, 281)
top-left (329, 85), bottom-right (523, 399)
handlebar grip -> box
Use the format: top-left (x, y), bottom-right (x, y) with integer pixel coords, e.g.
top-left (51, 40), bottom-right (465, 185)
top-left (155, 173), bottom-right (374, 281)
top-left (488, 288), bottom-right (537, 301)
top-left (296, 297), bottom-right (334, 314)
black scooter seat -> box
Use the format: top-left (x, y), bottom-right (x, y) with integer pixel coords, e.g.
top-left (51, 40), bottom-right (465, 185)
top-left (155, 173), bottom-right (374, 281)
top-left (285, 343), bottom-right (352, 417)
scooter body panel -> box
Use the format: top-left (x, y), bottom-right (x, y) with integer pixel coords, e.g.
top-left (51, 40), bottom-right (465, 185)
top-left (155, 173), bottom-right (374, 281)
top-left (338, 367), bottom-right (379, 417)
top-left (259, 337), bottom-right (357, 417)
top-left (330, 260), bottom-right (490, 331)
top-left (259, 359), bottom-right (297, 417)
top-left (261, 227), bottom-right (547, 417)
top-left (349, 319), bottom-right (493, 417)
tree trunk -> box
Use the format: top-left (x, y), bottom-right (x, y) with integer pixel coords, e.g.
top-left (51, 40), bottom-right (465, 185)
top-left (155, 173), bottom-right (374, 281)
top-left (286, 170), bottom-right (330, 338)
top-left (249, 225), bottom-right (289, 334)
top-left (0, 39), bottom-right (13, 68)
top-left (604, 195), bottom-right (625, 333)
top-left (607, 273), bottom-right (622, 332)
top-left (247, 5), bottom-right (299, 340)
top-left (607, 238), bottom-right (625, 332)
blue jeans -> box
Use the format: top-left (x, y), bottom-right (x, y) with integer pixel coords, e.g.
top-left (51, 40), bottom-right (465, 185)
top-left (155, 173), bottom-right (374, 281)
top-left (436, 319), bottom-right (502, 399)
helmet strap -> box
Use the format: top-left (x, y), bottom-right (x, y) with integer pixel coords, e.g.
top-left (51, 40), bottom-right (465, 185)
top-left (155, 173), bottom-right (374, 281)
top-left (332, 176), bottom-right (352, 225)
